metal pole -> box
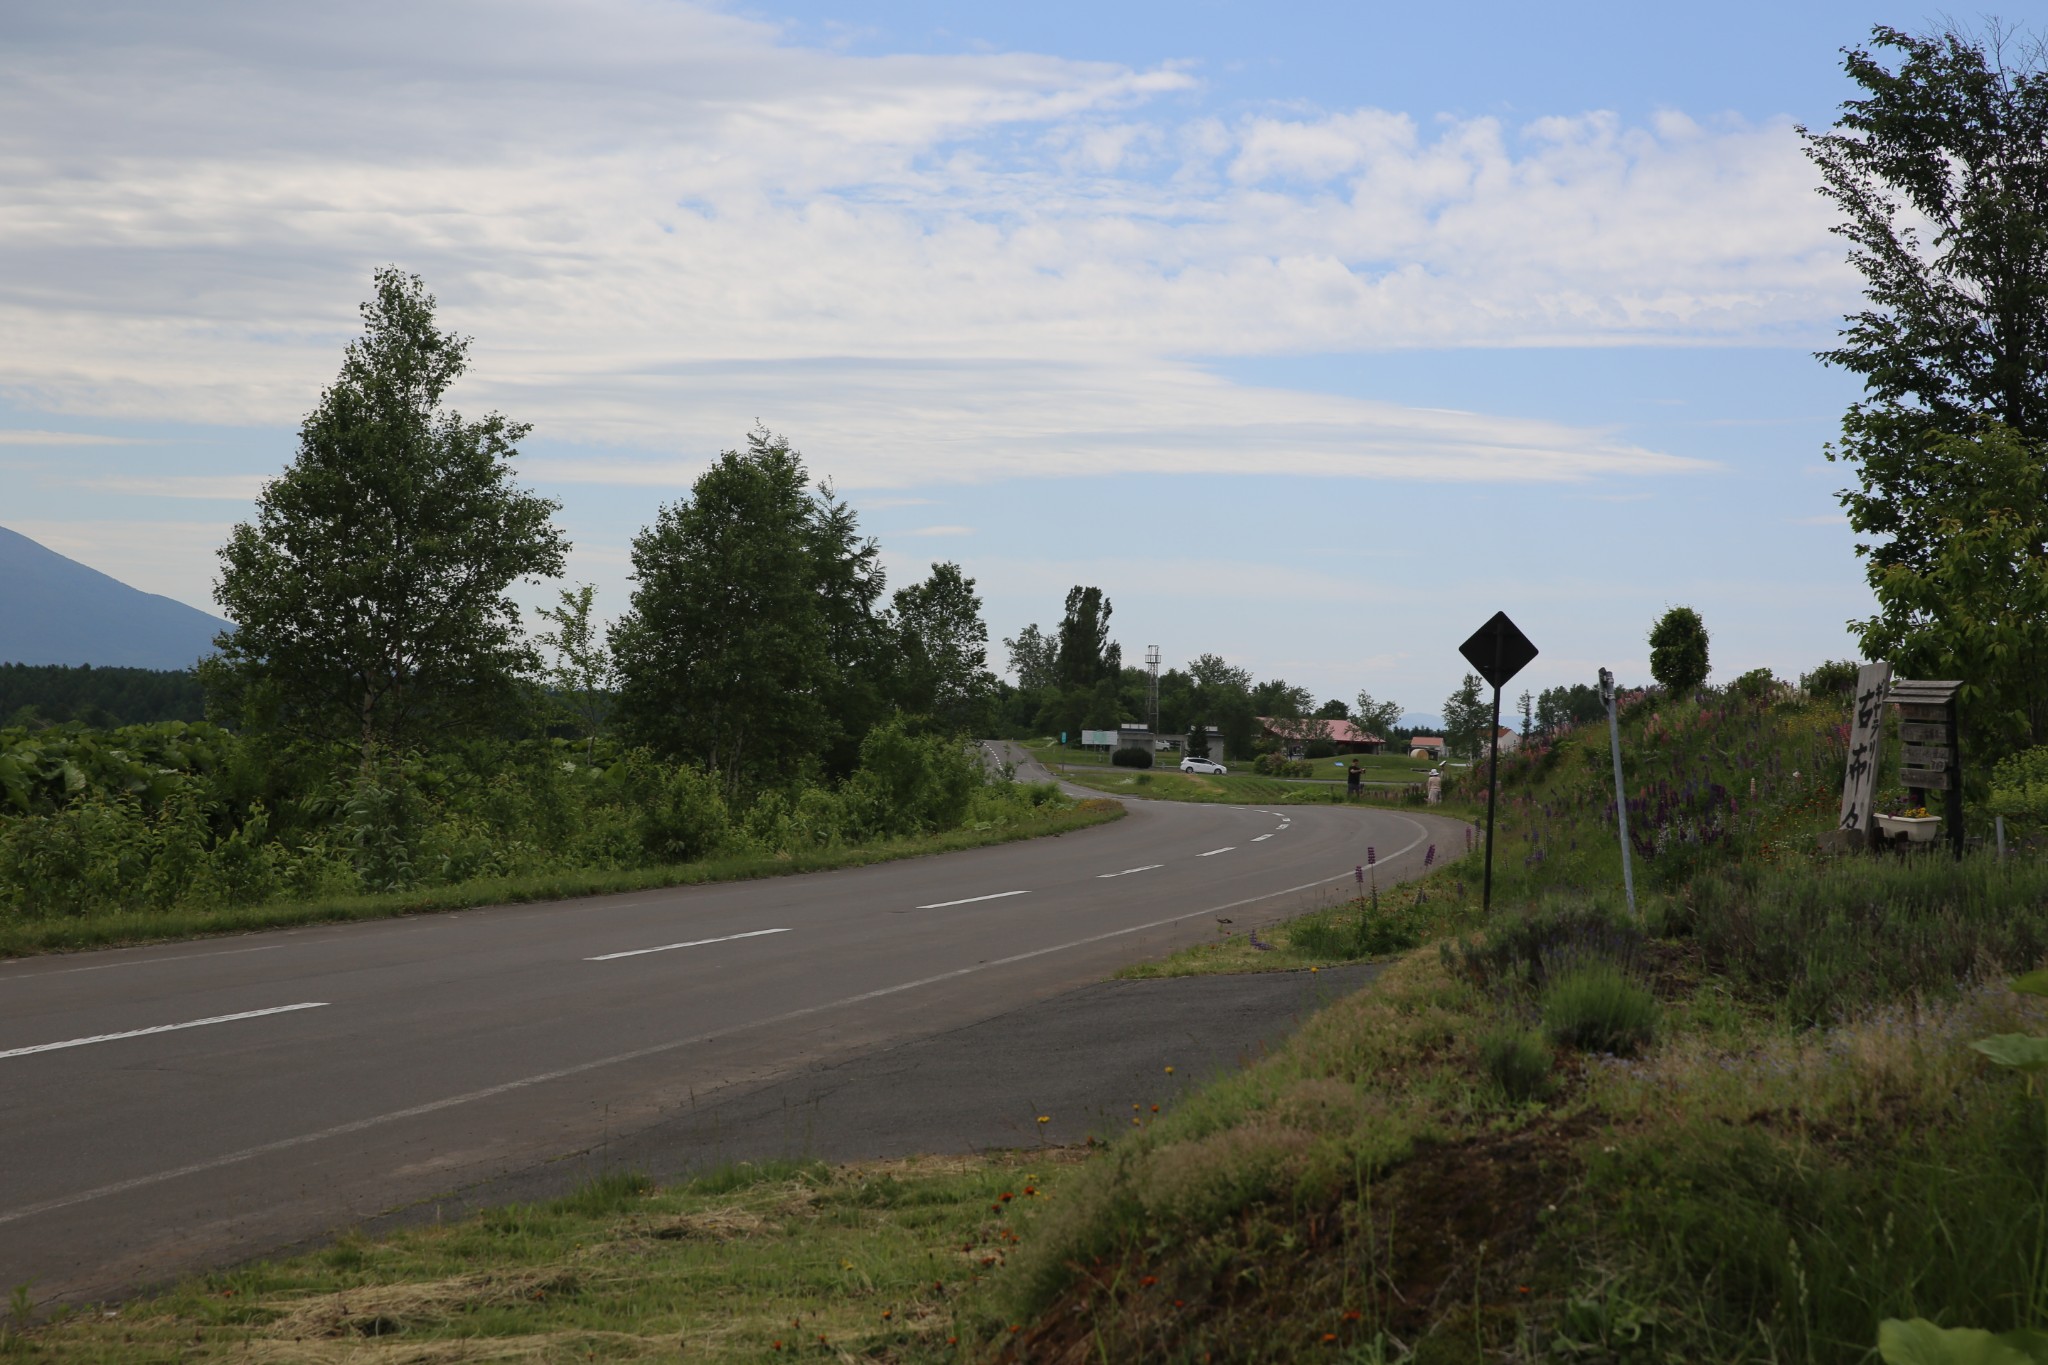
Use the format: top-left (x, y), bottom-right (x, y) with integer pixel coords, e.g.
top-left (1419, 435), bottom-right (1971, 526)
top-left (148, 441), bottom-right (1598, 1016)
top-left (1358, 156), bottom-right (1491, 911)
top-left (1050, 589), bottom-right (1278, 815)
top-left (1601, 668), bottom-right (1636, 917)
top-left (1482, 683), bottom-right (1502, 914)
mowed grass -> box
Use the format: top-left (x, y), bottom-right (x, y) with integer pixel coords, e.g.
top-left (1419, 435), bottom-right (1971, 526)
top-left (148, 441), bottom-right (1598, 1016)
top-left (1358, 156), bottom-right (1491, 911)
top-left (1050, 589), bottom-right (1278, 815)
top-left (8, 1154), bottom-right (1091, 1363)
top-left (0, 799), bottom-right (1124, 959)
top-left (1057, 768), bottom-right (1431, 807)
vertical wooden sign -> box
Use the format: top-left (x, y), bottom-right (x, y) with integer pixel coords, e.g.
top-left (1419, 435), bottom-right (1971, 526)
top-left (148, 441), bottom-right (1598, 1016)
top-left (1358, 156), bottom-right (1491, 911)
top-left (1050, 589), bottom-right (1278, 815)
top-left (1837, 661), bottom-right (1893, 840)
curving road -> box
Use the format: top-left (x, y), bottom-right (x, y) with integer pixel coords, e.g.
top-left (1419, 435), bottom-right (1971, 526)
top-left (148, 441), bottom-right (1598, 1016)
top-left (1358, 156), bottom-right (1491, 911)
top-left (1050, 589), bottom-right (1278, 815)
top-left (0, 764), bottom-right (1470, 1302)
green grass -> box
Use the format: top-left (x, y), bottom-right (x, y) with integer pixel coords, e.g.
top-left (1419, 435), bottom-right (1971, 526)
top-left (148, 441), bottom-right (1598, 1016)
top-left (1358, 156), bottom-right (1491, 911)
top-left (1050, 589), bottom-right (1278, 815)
top-left (8, 1152), bottom-right (1088, 1361)
top-left (0, 798), bottom-right (1125, 958)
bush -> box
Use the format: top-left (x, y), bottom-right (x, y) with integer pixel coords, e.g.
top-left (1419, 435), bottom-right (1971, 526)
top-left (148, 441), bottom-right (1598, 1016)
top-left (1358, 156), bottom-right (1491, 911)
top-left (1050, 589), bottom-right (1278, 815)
top-left (1541, 961), bottom-right (1657, 1056)
top-left (637, 763), bottom-right (730, 863)
top-left (1988, 745), bottom-right (2048, 822)
top-left (1252, 752), bottom-right (1311, 778)
top-left (1477, 1023), bottom-right (1553, 1102)
top-left (1110, 746), bottom-right (1153, 769)
top-left (1730, 666), bottom-right (1781, 702)
top-left (1802, 659), bottom-right (1861, 695)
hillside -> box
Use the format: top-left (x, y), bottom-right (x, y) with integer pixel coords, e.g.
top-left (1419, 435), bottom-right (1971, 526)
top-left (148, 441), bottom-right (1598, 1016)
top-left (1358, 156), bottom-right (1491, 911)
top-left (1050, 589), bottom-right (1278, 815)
top-left (0, 524), bottom-right (228, 669)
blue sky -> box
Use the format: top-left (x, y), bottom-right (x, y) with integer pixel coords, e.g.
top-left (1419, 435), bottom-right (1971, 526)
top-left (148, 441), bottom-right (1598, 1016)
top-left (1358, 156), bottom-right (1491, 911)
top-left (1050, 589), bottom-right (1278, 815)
top-left (0, 1), bottom-right (1979, 722)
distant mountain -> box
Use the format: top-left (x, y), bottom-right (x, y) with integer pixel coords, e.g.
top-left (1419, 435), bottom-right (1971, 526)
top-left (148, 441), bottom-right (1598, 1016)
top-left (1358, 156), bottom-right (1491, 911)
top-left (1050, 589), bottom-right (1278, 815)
top-left (0, 525), bottom-right (230, 670)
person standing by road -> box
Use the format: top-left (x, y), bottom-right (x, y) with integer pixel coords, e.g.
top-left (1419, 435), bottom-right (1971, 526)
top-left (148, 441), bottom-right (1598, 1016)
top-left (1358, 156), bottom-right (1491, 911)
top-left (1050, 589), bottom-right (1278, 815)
top-left (1346, 760), bottom-right (1361, 799)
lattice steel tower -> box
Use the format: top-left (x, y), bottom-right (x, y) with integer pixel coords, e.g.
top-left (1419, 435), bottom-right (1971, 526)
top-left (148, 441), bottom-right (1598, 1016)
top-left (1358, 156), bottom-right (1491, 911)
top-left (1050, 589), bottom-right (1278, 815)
top-left (1146, 644), bottom-right (1161, 738)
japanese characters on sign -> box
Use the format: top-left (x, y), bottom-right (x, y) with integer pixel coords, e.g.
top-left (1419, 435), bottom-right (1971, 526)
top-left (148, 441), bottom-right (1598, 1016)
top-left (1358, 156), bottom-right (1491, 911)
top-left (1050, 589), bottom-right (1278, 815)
top-left (1837, 661), bottom-right (1893, 834)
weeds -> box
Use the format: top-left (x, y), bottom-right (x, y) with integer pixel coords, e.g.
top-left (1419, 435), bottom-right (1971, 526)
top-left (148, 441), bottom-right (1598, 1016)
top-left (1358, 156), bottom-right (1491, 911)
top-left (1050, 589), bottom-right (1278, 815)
top-left (1478, 1023), bottom-right (1553, 1102)
top-left (1541, 962), bottom-right (1657, 1056)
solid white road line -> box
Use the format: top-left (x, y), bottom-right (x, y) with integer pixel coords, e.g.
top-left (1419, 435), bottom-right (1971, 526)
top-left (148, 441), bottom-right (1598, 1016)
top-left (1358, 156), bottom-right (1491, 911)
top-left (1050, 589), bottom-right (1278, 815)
top-left (0, 943), bottom-right (286, 979)
top-left (915, 890), bottom-right (1031, 910)
top-left (0, 816), bottom-right (1437, 1230)
top-left (1097, 865), bottom-right (1164, 879)
top-left (586, 928), bottom-right (793, 962)
top-left (0, 1003), bottom-right (329, 1062)
top-left (1197, 847), bottom-right (1235, 857)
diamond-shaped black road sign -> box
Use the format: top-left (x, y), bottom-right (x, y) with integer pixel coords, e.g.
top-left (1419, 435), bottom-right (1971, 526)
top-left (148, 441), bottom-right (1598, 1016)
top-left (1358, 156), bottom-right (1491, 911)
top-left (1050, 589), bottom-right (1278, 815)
top-left (1459, 611), bottom-right (1538, 690)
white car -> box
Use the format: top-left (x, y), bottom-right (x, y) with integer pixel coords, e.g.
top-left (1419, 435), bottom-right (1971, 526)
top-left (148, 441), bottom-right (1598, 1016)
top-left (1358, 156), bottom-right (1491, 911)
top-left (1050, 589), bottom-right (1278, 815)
top-left (1179, 756), bottom-right (1228, 775)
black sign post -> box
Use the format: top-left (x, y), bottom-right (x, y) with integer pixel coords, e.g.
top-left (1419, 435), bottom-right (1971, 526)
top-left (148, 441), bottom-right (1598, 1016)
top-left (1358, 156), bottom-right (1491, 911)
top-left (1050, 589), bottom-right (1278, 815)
top-left (1458, 612), bottom-right (1539, 914)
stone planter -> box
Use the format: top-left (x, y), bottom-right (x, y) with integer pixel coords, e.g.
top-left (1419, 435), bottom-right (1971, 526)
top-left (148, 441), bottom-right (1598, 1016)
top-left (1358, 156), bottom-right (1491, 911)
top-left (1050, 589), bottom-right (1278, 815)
top-left (1875, 813), bottom-right (1942, 844)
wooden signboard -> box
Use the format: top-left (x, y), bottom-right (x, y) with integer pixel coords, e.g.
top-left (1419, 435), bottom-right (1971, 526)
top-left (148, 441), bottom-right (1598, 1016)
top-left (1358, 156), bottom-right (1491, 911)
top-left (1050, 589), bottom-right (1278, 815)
top-left (1889, 679), bottom-right (1964, 858)
top-left (1836, 661), bottom-right (1892, 841)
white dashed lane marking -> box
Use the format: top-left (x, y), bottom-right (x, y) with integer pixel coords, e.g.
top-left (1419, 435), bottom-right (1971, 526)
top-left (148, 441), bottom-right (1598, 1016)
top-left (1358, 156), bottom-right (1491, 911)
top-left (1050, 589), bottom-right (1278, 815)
top-left (586, 928), bottom-right (793, 961)
top-left (0, 1003), bottom-right (329, 1061)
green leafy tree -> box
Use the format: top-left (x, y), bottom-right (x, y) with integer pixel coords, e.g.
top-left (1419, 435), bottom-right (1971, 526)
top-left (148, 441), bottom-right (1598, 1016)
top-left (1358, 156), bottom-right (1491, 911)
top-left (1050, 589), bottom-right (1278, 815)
top-left (1314, 698), bottom-right (1350, 720)
top-left (1002, 623), bottom-right (1058, 692)
top-left (892, 562), bottom-right (997, 734)
top-left (1648, 606), bottom-right (1711, 695)
top-left (1251, 678), bottom-right (1314, 717)
top-left (207, 267), bottom-right (566, 757)
top-left (1054, 587), bottom-right (1118, 690)
top-left (534, 584), bottom-right (614, 755)
top-left (1804, 25), bottom-right (2048, 578)
top-left (1860, 425), bottom-right (2048, 755)
top-left (609, 429), bottom-right (886, 791)
top-left (1441, 673), bottom-right (1489, 759)
top-left (1353, 691), bottom-right (1403, 739)
top-left (1536, 683), bottom-right (1607, 732)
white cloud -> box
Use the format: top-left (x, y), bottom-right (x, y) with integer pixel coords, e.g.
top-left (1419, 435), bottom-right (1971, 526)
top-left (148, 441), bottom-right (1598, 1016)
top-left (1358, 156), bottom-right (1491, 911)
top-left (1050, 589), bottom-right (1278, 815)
top-left (904, 524), bottom-right (974, 537)
top-left (76, 474), bottom-right (270, 500)
top-left (0, 1), bottom-right (1850, 488)
top-left (0, 430), bottom-right (140, 446)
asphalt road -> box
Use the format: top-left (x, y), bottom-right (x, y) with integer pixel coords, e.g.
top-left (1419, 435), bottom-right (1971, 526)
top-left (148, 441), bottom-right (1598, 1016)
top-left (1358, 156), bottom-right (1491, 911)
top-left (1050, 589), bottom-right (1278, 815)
top-left (0, 763), bottom-right (1470, 1303)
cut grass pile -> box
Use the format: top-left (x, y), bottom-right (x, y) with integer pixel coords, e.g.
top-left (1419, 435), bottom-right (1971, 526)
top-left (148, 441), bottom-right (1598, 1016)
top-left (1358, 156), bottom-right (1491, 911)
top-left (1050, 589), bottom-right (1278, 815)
top-left (6, 1154), bottom-right (1087, 1362)
top-left (0, 798), bottom-right (1124, 959)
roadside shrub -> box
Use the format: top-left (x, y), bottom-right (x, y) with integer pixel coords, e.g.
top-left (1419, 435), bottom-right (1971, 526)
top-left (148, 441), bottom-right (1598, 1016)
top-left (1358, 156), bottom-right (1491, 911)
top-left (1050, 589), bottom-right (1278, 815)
top-left (637, 764), bottom-right (730, 864)
top-left (1477, 1023), bottom-right (1552, 1102)
top-left (1541, 962), bottom-right (1656, 1056)
top-left (1110, 747), bottom-right (1153, 769)
top-left (1253, 752), bottom-right (1311, 778)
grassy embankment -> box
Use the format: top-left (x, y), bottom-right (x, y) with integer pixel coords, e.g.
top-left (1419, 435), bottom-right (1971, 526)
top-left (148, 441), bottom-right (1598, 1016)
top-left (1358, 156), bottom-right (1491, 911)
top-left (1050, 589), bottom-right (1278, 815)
top-left (0, 797), bottom-right (1123, 959)
top-left (20, 688), bottom-right (2043, 1361)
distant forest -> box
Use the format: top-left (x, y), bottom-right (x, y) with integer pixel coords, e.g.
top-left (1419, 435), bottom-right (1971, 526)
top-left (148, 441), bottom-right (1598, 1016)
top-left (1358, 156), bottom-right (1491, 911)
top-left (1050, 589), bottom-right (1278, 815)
top-left (1, 663), bottom-right (206, 728)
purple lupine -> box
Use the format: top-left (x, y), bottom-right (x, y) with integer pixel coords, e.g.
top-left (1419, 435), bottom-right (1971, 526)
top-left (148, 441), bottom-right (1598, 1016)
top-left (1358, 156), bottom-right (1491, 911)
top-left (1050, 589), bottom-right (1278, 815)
top-left (1367, 846), bottom-right (1377, 866)
top-left (1424, 844), bottom-right (1436, 868)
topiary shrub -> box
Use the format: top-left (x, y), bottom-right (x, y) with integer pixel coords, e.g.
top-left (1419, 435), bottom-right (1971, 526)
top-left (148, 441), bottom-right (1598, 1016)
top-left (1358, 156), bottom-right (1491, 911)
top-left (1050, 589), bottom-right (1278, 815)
top-left (1648, 605), bottom-right (1711, 694)
top-left (1111, 746), bottom-right (1154, 769)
